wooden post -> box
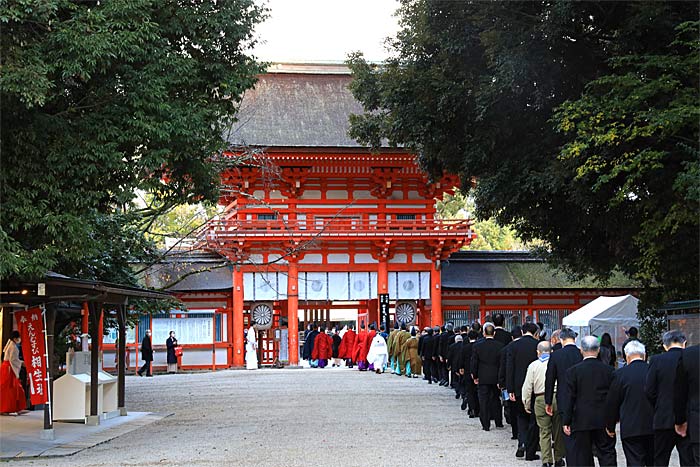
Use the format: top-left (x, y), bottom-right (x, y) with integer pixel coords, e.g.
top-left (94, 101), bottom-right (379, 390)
top-left (98, 309), bottom-right (104, 352)
top-left (116, 305), bottom-right (127, 415)
top-left (42, 304), bottom-right (56, 438)
top-left (87, 302), bottom-right (102, 425)
top-left (287, 261), bottom-right (299, 365)
top-left (232, 267), bottom-right (244, 367)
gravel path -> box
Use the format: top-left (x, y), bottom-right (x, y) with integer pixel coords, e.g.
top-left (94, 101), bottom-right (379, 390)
top-left (7, 368), bottom-right (678, 466)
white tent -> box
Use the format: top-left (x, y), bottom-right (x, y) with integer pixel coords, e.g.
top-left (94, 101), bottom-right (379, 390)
top-left (563, 295), bottom-right (639, 359)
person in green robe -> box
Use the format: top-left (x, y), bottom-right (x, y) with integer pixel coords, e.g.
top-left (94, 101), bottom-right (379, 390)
top-left (395, 323), bottom-right (411, 375)
top-left (387, 323), bottom-right (400, 374)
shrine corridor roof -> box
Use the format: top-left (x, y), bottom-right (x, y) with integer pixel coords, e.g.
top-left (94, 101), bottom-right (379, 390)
top-left (143, 251), bottom-right (638, 292)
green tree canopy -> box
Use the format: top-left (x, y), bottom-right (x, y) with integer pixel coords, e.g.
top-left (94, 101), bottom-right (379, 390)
top-left (1, 0), bottom-right (267, 282)
top-left (347, 1), bottom-right (699, 301)
top-left (437, 191), bottom-right (528, 251)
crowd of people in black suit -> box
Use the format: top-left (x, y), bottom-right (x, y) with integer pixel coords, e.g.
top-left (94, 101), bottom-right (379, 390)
top-left (415, 314), bottom-right (699, 467)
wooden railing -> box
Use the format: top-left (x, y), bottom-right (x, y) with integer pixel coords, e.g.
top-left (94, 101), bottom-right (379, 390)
top-left (208, 217), bottom-right (470, 231)
top-left (203, 217), bottom-right (472, 236)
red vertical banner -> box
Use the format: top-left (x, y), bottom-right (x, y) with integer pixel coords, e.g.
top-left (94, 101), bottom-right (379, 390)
top-left (15, 307), bottom-right (48, 405)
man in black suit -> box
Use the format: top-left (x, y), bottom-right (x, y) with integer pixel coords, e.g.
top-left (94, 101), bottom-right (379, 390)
top-left (562, 335), bottom-right (616, 467)
top-left (674, 344), bottom-right (700, 465)
top-left (493, 313), bottom-right (512, 346)
top-left (500, 326), bottom-right (522, 441)
top-left (621, 326), bottom-right (640, 362)
top-left (447, 334), bottom-right (463, 399)
top-left (550, 329), bottom-right (562, 352)
top-left (438, 323), bottom-right (455, 387)
top-left (606, 340), bottom-right (654, 466)
top-left (507, 321), bottom-right (540, 460)
top-left (420, 327), bottom-right (434, 383)
top-left (459, 330), bottom-right (480, 416)
top-left (137, 329), bottom-right (153, 377)
top-left (645, 330), bottom-right (692, 466)
top-left (471, 322), bottom-right (505, 431)
top-left (429, 326), bottom-right (440, 383)
top-left (545, 327), bottom-right (582, 464)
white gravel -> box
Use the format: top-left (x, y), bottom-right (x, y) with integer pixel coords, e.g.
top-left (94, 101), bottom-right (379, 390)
top-left (7, 368), bottom-right (679, 466)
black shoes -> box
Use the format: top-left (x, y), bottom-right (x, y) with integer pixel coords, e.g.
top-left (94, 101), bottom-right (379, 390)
top-left (495, 422), bottom-right (504, 428)
top-left (461, 399), bottom-right (468, 411)
top-left (454, 392), bottom-right (461, 399)
top-left (554, 460), bottom-right (565, 467)
top-left (525, 454), bottom-right (540, 461)
top-left (516, 446), bottom-right (525, 458)
top-left (542, 464), bottom-right (553, 467)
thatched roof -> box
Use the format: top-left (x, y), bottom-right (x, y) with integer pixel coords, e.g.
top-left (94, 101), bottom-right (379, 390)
top-left (226, 63), bottom-right (368, 148)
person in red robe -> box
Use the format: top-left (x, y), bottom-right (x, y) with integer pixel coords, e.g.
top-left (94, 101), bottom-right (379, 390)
top-left (1, 331), bottom-right (27, 415)
top-left (311, 327), bottom-right (333, 368)
top-left (354, 322), bottom-right (368, 371)
top-left (364, 323), bottom-right (378, 370)
top-left (338, 324), bottom-right (357, 368)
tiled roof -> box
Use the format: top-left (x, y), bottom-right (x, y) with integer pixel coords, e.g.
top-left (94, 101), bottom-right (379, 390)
top-left (441, 251), bottom-right (639, 290)
top-left (140, 250), bottom-right (638, 292)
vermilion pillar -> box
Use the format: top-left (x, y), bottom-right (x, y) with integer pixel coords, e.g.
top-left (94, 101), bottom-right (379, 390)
top-left (287, 261), bottom-right (299, 365)
top-left (377, 258), bottom-right (388, 296)
top-left (430, 261), bottom-right (442, 326)
top-left (232, 267), bottom-right (245, 367)
top-left (81, 302), bottom-right (89, 334)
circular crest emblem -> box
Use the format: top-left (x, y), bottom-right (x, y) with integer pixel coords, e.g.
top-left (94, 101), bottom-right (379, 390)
top-left (251, 303), bottom-right (273, 329)
top-left (395, 301), bottom-right (417, 325)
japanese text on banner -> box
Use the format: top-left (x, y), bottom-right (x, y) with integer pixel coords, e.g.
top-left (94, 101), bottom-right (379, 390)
top-left (16, 307), bottom-right (48, 405)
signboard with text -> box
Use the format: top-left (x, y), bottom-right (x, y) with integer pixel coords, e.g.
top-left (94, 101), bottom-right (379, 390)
top-left (15, 307), bottom-right (48, 405)
top-left (379, 293), bottom-right (390, 332)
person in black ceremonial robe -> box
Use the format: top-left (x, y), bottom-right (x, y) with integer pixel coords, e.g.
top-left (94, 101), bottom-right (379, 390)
top-left (605, 340), bottom-right (654, 466)
top-left (544, 327), bottom-right (581, 465)
top-left (645, 330), bottom-right (692, 466)
top-left (562, 335), bottom-right (616, 467)
top-left (507, 321), bottom-right (540, 460)
top-left (471, 322), bottom-right (505, 431)
top-left (302, 323), bottom-right (319, 362)
top-left (674, 344), bottom-right (700, 466)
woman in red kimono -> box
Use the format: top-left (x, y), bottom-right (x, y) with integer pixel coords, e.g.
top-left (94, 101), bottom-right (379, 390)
top-left (338, 324), bottom-right (357, 368)
top-left (1, 331), bottom-right (27, 415)
top-left (311, 327), bottom-right (333, 368)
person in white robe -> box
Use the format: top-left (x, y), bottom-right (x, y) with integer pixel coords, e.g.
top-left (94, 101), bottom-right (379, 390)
top-left (366, 333), bottom-right (388, 374)
top-left (245, 325), bottom-right (258, 370)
